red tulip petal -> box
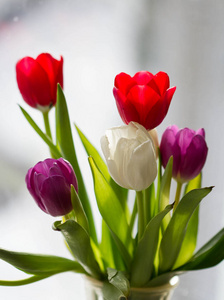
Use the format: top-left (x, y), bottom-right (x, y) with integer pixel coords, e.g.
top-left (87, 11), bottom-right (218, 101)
top-left (114, 87), bottom-right (140, 124)
top-left (114, 72), bottom-right (135, 96)
top-left (36, 53), bottom-right (63, 105)
top-left (16, 57), bottom-right (52, 107)
top-left (128, 85), bottom-right (160, 113)
top-left (152, 72), bottom-right (170, 95)
top-left (132, 71), bottom-right (154, 85)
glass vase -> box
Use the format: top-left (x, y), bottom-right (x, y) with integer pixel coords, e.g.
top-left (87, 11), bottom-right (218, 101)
top-left (84, 275), bottom-right (179, 300)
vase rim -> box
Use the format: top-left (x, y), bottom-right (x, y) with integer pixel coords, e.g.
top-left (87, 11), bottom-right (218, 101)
top-left (84, 274), bottom-right (179, 292)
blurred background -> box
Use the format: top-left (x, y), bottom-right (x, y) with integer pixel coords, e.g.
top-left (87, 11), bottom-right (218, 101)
top-left (0, 0), bottom-right (224, 299)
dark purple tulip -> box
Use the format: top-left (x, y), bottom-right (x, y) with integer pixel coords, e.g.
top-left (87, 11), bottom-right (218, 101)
top-left (26, 158), bottom-right (78, 216)
top-left (160, 125), bottom-right (208, 183)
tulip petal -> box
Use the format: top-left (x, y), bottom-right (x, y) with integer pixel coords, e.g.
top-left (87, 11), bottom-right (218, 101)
top-left (40, 176), bottom-right (72, 216)
top-left (126, 139), bottom-right (157, 191)
top-left (16, 57), bottom-right (52, 107)
top-left (144, 86), bottom-right (176, 130)
top-left (160, 128), bottom-right (181, 178)
top-left (179, 135), bottom-right (208, 181)
top-left (126, 85), bottom-right (160, 128)
top-left (113, 87), bottom-right (139, 125)
top-left (114, 72), bottom-right (135, 96)
top-left (132, 71), bottom-right (154, 85)
top-left (196, 128), bottom-right (205, 138)
top-left (150, 72), bottom-right (170, 95)
top-left (36, 53), bottom-right (63, 104)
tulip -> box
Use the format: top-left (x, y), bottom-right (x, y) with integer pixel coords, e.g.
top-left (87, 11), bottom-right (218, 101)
top-left (100, 122), bottom-right (157, 191)
top-left (26, 158), bottom-right (78, 217)
top-left (113, 71), bottom-right (176, 130)
top-left (160, 125), bottom-right (208, 183)
top-left (16, 53), bottom-right (63, 112)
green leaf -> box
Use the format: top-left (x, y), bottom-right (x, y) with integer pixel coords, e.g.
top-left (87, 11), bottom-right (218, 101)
top-left (19, 106), bottom-right (62, 158)
top-left (75, 125), bottom-right (129, 214)
top-left (71, 185), bottom-right (89, 234)
top-left (0, 248), bottom-right (85, 275)
top-left (177, 227), bottom-right (224, 271)
top-left (144, 183), bottom-right (156, 225)
top-left (53, 219), bottom-right (101, 278)
top-left (158, 157), bottom-right (173, 231)
top-left (100, 221), bottom-right (125, 271)
top-left (131, 205), bottom-right (173, 287)
top-left (159, 187), bottom-right (213, 273)
top-left (88, 157), bottom-right (133, 269)
top-left (55, 85), bottom-right (97, 244)
top-left (146, 271), bottom-right (181, 287)
top-left (0, 275), bottom-right (52, 286)
top-left (173, 174), bottom-right (202, 269)
top-left (102, 282), bottom-right (127, 300)
top-left (107, 268), bottom-right (130, 297)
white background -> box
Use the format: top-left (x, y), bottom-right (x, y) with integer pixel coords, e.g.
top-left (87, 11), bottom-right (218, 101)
top-left (0, 0), bottom-right (223, 299)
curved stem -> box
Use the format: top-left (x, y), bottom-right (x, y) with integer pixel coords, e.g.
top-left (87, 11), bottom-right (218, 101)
top-left (43, 111), bottom-right (52, 140)
top-left (43, 111), bottom-right (55, 158)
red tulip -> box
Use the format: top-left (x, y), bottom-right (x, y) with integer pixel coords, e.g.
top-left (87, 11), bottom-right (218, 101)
top-left (113, 71), bottom-right (176, 130)
top-left (16, 53), bottom-right (63, 112)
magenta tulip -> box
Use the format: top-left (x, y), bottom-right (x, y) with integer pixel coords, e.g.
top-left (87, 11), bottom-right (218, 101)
top-left (26, 158), bottom-right (78, 216)
top-left (160, 125), bottom-right (208, 183)
top-left (16, 53), bottom-right (63, 112)
top-left (113, 71), bottom-right (176, 130)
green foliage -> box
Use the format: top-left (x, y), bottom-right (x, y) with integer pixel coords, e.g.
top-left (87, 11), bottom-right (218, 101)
top-left (0, 249), bottom-right (85, 286)
top-left (159, 187), bottom-right (213, 273)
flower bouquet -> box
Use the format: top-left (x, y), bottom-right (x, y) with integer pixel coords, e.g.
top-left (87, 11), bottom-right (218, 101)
top-left (0, 53), bottom-right (223, 300)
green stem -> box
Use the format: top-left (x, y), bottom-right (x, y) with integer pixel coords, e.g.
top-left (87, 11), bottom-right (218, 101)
top-left (129, 197), bottom-right (137, 236)
top-left (173, 181), bottom-right (183, 211)
top-left (43, 111), bottom-right (55, 158)
top-left (136, 191), bottom-right (145, 242)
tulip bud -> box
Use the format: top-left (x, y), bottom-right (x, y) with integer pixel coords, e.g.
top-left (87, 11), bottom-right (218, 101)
top-left (16, 53), bottom-right (63, 112)
top-left (160, 125), bottom-right (208, 183)
top-left (101, 122), bottom-right (157, 191)
top-left (25, 158), bottom-right (78, 217)
top-left (113, 71), bottom-right (176, 130)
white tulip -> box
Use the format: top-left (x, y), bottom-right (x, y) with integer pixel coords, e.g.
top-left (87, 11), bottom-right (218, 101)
top-left (100, 122), bottom-right (157, 191)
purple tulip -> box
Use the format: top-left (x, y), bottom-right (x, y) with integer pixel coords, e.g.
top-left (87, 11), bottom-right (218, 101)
top-left (160, 125), bottom-right (208, 183)
top-left (26, 158), bottom-right (78, 216)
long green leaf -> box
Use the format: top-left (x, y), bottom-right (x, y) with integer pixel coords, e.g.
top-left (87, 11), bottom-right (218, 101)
top-left (158, 157), bottom-right (173, 231)
top-left (0, 275), bottom-right (52, 286)
top-left (131, 205), bottom-right (173, 287)
top-left (71, 185), bottom-right (89, 234)
top-left (159, 187), bottom-right (213, 273)
top-left (100, 221), bottom-right (125, 271)
top-left (177, 227), bottom-right (224, 271)
top-left (173, 174), bottom-right (201, 269)
top-left (88, 157), bottom-right (133, 269)
top-left (0, 249), bottom-right (84, 275)
top-left (53, 219), bottom-right (102, 279)
top-left (55, 85), bottom-right (97, 244)
top-left (19, 106), bottom-right (62, 158)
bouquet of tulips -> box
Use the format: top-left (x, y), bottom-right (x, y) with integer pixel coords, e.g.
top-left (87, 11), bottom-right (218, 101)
top-left (0, 53), bottom-right (223, 299)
